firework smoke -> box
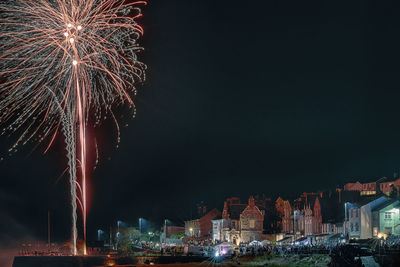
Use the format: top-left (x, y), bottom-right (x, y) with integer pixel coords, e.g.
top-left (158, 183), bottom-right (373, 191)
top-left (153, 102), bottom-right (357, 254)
top-left (0, 0), bottom-right (146, 254)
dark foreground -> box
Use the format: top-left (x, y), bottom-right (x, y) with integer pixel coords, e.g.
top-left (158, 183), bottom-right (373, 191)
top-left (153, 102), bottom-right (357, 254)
top-left (12, 255), bottom-right (207, 267)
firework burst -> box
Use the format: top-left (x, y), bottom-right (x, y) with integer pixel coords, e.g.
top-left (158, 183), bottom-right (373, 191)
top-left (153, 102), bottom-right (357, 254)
top-left (0, 0), bottom-right (146, 254)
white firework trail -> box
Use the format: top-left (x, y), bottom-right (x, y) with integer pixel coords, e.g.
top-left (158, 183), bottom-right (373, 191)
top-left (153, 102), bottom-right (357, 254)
top-left (0, 0), bottom-right (146, 254)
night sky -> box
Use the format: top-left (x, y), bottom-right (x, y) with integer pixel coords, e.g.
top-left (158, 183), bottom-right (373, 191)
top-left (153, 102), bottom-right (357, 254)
top-left (1, 0), bottom-right (400, 243)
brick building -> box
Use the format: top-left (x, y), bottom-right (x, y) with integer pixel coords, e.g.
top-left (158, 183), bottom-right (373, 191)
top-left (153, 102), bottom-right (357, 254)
top-left (212, 196), bottom-right (265, 244)
top-left (344, 176), bottom-right (400, 196)
top-left (185, 208), bottom-right (221, 238)
top-left (281, 193), bottom-right (323, 237)
top-left (160, 225), bottom-right (185, 243)
top-left (304, 197), bottom-right (322, 236)
top-left (282, 200), bottom-right (293, 233)
top-left (275, 197), bottom-right (285, 231)
top-left (240, 196), bottom-right (265, 243)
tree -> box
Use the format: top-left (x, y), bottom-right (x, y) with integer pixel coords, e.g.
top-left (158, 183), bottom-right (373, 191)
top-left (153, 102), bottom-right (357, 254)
top-left (170, 233), bottom-right (185, 239)
top-left (118, 227), bottom-right (141, 254)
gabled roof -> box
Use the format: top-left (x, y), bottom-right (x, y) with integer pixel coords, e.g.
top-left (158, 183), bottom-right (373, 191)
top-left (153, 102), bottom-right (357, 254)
top-left (348, 195), bottom-right (387, 208)
top-left (371, 199), bottom-right (400, 212)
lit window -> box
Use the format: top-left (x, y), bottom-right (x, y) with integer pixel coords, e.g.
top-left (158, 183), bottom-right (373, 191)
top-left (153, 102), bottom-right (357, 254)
top-left (249, 220), bottom-right (255, 229)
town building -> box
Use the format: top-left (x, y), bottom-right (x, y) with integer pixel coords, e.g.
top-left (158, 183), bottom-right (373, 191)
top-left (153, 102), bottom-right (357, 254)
top-left (304, 197), bottom-right (322, 236)
top-left (344, 196), bottom-right (388, 239)
top-left (212, 196), bottom-right (265, 244)
top-left (185, 208), bottom-right (221, 238)
top-left (240, 196), bottom-right (265, 243)
top-left (282, 200), bottom-right (293, 233)
top-left (275, 197), bottom-right (285, 231)
top-left (281, 193), bottom-right (323, 237)
top-left (344, 202), bottom-right (361, 239)
top-left (344, 176), bottom-right (400, 196)
top-left (192, 175), bottom-right (400, 245)
top-left (211, 198), bottom-right (245, 244)
top-left (211, 218), bottom-right (228, 242)
top-left (321, 222), bottom-right (343, 235)
top-left (160, 224), bottom-right (185, 243)
top-left (372, 199), bottom-right (400, 237)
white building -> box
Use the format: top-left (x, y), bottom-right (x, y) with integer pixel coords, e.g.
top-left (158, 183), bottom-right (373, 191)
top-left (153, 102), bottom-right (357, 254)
top-left (344, 196), bottom-right (388, 239)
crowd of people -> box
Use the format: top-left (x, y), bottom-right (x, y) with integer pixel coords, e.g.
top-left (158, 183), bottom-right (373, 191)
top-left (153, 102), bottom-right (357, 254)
top-left (16, 235), bottom-right (400, 266)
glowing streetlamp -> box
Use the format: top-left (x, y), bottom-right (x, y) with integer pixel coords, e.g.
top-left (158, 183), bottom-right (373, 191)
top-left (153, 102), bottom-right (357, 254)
top-left (189, 227), bottom-right (193, 237)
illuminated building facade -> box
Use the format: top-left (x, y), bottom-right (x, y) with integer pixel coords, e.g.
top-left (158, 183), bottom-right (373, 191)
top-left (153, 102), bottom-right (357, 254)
top-left (240, 196), bottom-right (265, 243)
top-left (185, 208), bottom-right (221, 238)
top-left (344, 196), bottom-right (389, 239)
top-left (211, 196), bottom-right (265, 244)
top-left (372, 199), bottom-right (400, 237)
top-left (344, 177), bottom-right (400, 196)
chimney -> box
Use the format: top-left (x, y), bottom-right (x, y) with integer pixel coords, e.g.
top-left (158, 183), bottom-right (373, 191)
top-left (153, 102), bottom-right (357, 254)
top-left (248, 196), bottom-right (255, 207)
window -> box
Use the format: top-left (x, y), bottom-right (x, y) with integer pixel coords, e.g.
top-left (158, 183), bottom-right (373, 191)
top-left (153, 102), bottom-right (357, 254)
top-left (355, 223), bottom-right (359, 232)
top-left (249, 219), bottom-right (255, 229)
top-left (350, 223), bottom-right (354, 232)
top-left (385, 212), bottom-right (392, 220)
top-left (361, 191), bottom-right (376, 196)
top-left (355, 210), bottom-right (358, 218)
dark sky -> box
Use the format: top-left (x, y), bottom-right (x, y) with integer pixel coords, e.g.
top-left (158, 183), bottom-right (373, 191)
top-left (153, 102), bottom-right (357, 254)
top-left (1, 0), bottom-right (400, 242)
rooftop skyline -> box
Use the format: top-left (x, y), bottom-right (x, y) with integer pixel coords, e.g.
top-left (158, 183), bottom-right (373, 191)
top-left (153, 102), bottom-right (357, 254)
top-left (1, 0), bottom-right (400, 244)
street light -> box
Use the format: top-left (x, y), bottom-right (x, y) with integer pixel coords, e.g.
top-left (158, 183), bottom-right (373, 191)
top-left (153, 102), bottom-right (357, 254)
top-left (148, 232), bottom-right (154, 242)
top-left (117, 220), bottom-right (122, 233)
top-left (293, 210), bottom-right (296, 242)
top-left (344, 202), bottom-right (348, 235)
top-left (163, 219), bottom-right (169, 243)
top-left (97, 229), bottom-right (104, 241)
top-left (116, 220), bottom-right (122, 250)
top-left (189, 227), bottom-right (193, 237)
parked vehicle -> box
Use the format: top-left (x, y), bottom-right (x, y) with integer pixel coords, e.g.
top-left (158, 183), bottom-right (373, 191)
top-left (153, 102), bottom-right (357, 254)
top-left (187, 246), bottom-right (207, 256)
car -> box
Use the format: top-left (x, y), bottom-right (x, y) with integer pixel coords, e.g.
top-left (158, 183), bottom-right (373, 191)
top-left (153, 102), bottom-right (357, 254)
top-left (187, 246), bottom-right (207, 256)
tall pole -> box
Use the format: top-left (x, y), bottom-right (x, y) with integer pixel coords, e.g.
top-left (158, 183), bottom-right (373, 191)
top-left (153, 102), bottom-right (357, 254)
top-left (344, 203), bottom-right (346, 235)
top-left (116, 221), bottom-right (120, 250)
top-left (164, 219), bottom-right (167, 243)
top-left (109, 225), bottom-right (112, 248)
top-left (293, 210), bottom-right (296, 242)
top-left (48, 211), bottom-right (51, 248)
